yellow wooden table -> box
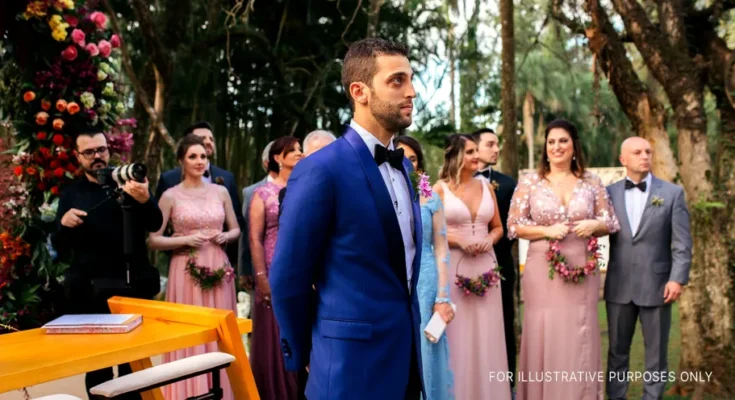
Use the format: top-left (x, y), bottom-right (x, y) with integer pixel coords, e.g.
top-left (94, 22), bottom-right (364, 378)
top-left (0, 296), bottom-right (259, 399)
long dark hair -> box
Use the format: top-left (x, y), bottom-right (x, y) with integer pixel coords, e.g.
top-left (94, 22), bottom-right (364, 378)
top-left (439, 134), bottom-right (475, 182)
top-left (268, 136), bottom-right (300, 173)
top-left (538, 119), bottom-right (586, 178)
top-left (393, 136), bottom-right (425, 172)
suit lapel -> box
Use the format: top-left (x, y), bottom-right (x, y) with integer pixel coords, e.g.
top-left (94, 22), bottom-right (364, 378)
top-left (401, 158), bottom-right (423, 292)
top-left (634, 176), bottom-right (662, 237)
top-left (344, 127), bottom-right (409, 295)
top-left (613, 181), bottom-right (633, 238)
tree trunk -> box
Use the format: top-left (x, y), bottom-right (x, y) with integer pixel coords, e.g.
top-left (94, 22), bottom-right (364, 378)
top-left (669, 22), bottom-right (735, 398)
top-left (523, 91), bottom-right (535, 170)
top-left (144, 66), bottom-right (166, 191)
top-left (499, 0), bottom-right (517, 178)
top-left (447, 12), bottom-right (456, 128)
top-left (366, 0), bottom-right (385, 37)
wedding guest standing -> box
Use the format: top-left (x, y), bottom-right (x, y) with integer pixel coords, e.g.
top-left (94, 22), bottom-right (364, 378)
top-left (249, 136), bottom-right (303, 400)
top-left (435, 134), bottom-right (510, 400)
top-left (472, 127), bottom-right (518, 395)
top-left (507, 119), bottom-right (620, 400)
top-left (605, 137), bottom-right (691, 400)
top-left (149, 134), bottom-right (240, 400)
top-left (395, 136), bottom-right (455, 400)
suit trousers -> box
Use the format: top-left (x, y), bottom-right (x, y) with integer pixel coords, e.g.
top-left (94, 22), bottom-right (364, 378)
top-left (606, 301), bottom-right (672, 400)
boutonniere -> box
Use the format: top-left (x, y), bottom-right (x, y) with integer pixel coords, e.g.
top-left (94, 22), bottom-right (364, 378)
top-left (215, 176), bottom-right (225, 185)
top-left (491, 180), bottom-right (500, 191)
top-left (651, 195), bottom-right (664, 207)
top-left (409, 170), bottom-right (432, 201)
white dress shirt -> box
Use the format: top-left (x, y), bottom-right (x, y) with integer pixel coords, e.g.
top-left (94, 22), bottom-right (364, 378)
top-left (475, 166), bottom-right (492, 183)
top-left (350, 120), bottom-right (416, 291)
top-left (624, 173), bottom-right (652, 235)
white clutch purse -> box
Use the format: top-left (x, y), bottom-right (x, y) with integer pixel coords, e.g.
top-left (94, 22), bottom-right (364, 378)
top-left (423, 303), bottom-right (457, 343)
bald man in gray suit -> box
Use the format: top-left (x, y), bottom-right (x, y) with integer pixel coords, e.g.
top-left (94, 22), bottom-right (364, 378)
top-left (605, 137), bottom-right (692, 400)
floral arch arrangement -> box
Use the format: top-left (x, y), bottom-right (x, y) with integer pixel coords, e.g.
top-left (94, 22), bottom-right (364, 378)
top-left (0, 0), bottom-right (135, 331)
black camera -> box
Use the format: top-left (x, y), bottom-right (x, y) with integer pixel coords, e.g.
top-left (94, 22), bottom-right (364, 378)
top-left (96, 163), bottom-right (147, 190)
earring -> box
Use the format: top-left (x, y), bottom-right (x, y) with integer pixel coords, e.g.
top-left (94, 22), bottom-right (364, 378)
top-left (278, 162), bottom-right (283, 169)
top-left (573, 155), bottom-right (576, 161)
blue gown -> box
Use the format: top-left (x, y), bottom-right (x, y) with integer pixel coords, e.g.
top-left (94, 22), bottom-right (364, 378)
top-left (417, 192), bottom-right (455, 400)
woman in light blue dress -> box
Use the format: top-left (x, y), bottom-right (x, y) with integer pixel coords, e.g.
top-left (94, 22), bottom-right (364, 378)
top-left (395, 136), bottom-right (455, 400)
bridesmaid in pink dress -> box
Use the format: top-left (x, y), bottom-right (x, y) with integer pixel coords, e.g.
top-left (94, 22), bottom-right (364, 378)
top-left (249, 136), bottom-right (304, 400)
top-left (507, 120), bottom-right (620, 400)
top-left (149, 135), bottom-right (240, 400)
top-left (434, 134), bottom-right (511, 400)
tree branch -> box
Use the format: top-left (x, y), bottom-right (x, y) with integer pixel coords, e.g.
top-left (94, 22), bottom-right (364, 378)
top-left (550, 0), bottom-right (585, 35)
top-left (100, 0), bottom-right (175, 151)
top-left (657, 0), bottom-right (689, 56)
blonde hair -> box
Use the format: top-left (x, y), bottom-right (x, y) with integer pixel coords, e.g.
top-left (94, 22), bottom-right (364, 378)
top-left (439, 134), bottom-right (475, 183)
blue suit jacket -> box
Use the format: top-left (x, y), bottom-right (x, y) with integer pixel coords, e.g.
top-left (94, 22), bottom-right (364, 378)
top-left (270, 126), bottom-right (425, 400)
top-left (154, 165), bottom-right (244, 266)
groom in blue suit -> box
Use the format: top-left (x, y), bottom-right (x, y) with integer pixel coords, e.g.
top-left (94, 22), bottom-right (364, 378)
top-left (270, 38), bottom-right (424, 400)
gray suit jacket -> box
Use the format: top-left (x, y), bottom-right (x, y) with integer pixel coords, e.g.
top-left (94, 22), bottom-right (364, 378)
top-left (238, 177), bottom-right (268, 276)
top-left (604, 175), bottom-right (692, 307)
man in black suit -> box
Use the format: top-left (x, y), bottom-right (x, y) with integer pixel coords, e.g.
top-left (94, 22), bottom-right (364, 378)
top-left (155, 122), bottom-right (244, 267)
top-left (472, 128), bottom-right (518, 396)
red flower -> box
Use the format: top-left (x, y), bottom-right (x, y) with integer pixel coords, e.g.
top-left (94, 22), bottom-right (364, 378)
top-left (36, 132), bottom-right (47, 140)
top-left (65, 14), bottom-right (79, 27)
top-left (26, 167), bottom-right (37, 176)
top-left (54, 167), bottom-right (65, 178)
top-left (37, 182), bottom-right (47, 191)
top-left (57, 152), bottom-right (69, 161)
top-left (50, 160), bottom-right (60, 169)
top-left (41, 100), bottom-right (51, 111)
top-left (98, 40), bottom-right (112, 57)
top-left (61, 45), bottom-right (78, 61)
top-left (56, 99), bottom-right (67, 112)
top-left (89, 11), bottom-right (108, 30)
top-left (110, 34), bottom-right (121, 48)
top-left (66, 163), bottom-right (76, 173)
top-left (23, 91), bottom-right (36, 102)
top-left (13, 166), bottom-right (23, 176)
top-left (52, 134), bottom-right (64, 146)
top-left (51, 186), bottom-right (59, 195)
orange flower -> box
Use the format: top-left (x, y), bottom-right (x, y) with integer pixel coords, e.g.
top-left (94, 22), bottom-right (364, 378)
top-left (23, 91), bottom-right (36, 102)
top-left (41, 99), bottom-right (51, 111)
top-left (56, 99), bottom-right (67, 112)
top-left (26, 167), bottom-right (38, 175)
top-left (67, 102), bottom-right (80, 115)
top-left (53, 118), bottom-right (64, 131)
top-left (36, 111), bottom-right (49, 125)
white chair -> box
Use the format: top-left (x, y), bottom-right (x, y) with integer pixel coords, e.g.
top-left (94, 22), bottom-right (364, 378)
top-left (33, 395), bottom-right (82, 400)
top-left (89, 352), bottom-right (235, 399)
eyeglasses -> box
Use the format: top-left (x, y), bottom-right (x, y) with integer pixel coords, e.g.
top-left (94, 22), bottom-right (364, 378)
top-left (78, 146), bottom-right (109, 159)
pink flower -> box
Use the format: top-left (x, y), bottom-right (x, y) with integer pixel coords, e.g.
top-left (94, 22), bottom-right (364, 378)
top-left (110, 34), bottom-right (121, 48)
top-left (86, 43), bottom-right (99, 56)
top-left (418, 173), bottom-right (432, 198)
top-left (71, 29), bottom-right (85, 46)
top-left (98, 40), bottom-right (112, 57)
top-left (61, 45), bottom-right (78, 61)
top-left (89, 11), bottom-right (108, 30)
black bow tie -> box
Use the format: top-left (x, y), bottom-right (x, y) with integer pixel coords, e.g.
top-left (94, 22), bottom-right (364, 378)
top-left (476, 170), bottom-right (491, 179)
top-left (374, 145), bottom-right (404, 170)
top-left (203, 169), bottom-right (210, 178)
top-left (625, 179), bottom-right (646, 192)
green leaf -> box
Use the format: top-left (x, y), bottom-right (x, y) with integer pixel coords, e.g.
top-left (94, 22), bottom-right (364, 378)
top-left (6, 292), bottom-right (16, 301)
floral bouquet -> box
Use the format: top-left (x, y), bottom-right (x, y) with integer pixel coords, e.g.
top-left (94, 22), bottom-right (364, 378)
top-left (185, 250), bottom-right (235, 291)
top-left (454, 254), bottom-right (503, 297)
top-left (409, 170), bottom-right (432, 201)
top-left (546, 236), bottom-right (604, 284)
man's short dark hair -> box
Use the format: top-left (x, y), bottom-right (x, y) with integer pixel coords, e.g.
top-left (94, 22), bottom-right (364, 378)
top-left (471, 128), bottom-right (496, 142)
top-left (341, 38), bottom-right (409, 107)
top-left (74, 127), bottom-right (108, 150)
top-left (184, 121), bottom-right (213, 136)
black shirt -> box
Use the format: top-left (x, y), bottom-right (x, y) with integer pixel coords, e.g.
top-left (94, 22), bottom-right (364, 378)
top-left (53, 176), bottom-right (163, 280)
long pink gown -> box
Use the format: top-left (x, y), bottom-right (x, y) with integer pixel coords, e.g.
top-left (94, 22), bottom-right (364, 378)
top-left (508, 171), bottom-right (620, 400)
top-left (442, 181), bottom-right (511, 400)
top-left (162, 183), bottom-right (237, 400)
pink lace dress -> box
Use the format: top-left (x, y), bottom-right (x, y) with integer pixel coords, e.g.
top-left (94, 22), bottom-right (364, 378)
top-left (162, 183), bottom-right (237, 400)
top-left (508, 171), bottom-right (620, 400)
top-left (250, 181), bottom-right (300, 400)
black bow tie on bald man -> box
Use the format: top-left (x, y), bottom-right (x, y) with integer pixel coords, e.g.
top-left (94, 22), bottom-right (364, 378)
top-left (625, 179), bottom-right (646, 192)
top-left (374, 145), bottom-right (405, 171)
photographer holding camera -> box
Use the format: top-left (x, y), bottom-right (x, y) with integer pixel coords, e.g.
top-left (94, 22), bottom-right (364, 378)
top-left (53, 130), bottom-right (163, 399)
